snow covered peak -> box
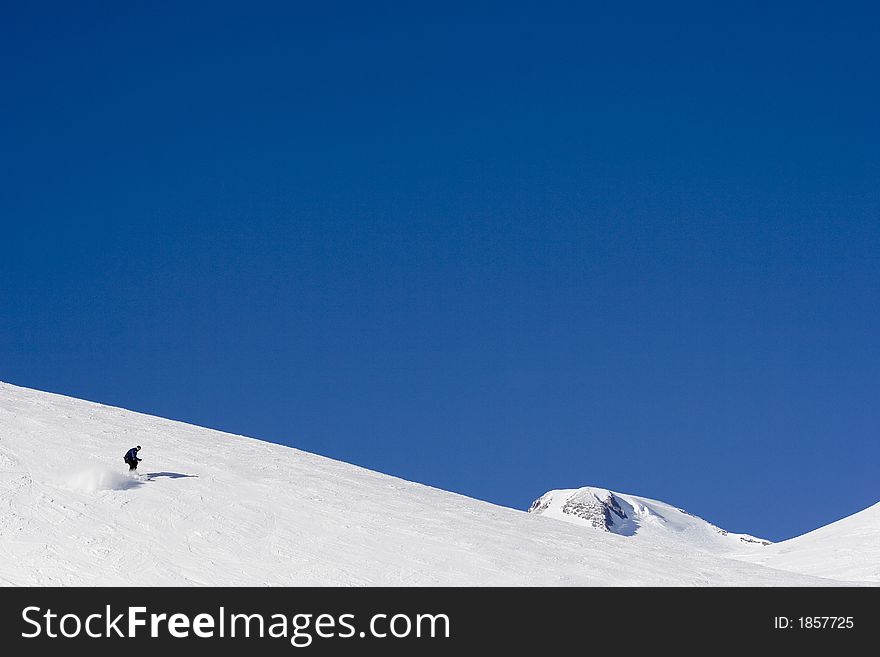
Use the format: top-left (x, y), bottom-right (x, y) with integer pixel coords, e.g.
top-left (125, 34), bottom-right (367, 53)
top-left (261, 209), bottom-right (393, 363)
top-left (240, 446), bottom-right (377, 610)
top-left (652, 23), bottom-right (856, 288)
top-left (528, 486), bottom-right (771, 553)
top-left (529, 487), bottom-right (635, 534)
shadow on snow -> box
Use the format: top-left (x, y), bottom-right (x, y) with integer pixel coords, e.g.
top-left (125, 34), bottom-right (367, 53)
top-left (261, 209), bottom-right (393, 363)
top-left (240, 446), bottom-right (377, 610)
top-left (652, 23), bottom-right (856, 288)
top-left (143, 472), bottom-right (199, 480)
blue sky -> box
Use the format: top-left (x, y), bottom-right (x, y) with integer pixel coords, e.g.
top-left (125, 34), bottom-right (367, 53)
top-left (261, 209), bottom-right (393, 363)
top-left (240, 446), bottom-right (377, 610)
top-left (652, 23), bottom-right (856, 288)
top-left (2, 2), bottom-right (878, 542)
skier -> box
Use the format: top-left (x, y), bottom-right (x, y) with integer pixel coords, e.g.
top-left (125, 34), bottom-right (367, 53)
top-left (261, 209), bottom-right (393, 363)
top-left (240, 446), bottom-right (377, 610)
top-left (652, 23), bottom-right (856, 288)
top-left (124, 445), bottom-right (142, 471)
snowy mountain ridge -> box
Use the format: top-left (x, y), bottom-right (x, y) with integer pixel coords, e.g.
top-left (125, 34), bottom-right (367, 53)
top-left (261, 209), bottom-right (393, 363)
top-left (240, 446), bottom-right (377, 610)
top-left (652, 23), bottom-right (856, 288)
top-left (0, 382), bottom-right (875, 586)
top-left (733, 502), bottom-right (880, 583)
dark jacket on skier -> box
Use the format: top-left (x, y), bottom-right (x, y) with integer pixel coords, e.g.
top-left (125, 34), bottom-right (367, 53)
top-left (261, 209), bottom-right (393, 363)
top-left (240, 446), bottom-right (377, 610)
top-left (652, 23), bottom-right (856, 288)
top-left (124, 446), bottom-right (142, 470)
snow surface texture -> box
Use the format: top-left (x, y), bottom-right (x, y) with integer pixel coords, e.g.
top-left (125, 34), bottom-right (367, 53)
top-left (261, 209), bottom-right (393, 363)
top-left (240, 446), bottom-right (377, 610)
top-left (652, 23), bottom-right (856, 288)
top-left (0, 382), bottom-right (872, 586)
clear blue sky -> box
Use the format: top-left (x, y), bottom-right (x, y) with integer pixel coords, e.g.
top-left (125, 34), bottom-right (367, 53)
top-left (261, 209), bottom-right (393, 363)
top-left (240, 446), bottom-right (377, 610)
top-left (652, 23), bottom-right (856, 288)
top-left (2, 2), bottom-right (877, 542)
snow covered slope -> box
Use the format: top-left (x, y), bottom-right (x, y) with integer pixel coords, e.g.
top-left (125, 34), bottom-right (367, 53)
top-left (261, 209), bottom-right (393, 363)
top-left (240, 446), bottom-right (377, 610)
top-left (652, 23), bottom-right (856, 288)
top-left (733, 503), bottom-right (880, 583)
top-left (528, 487), bottom-right (770, 556)
top-left (0, 382), bottom-right (861, 586)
